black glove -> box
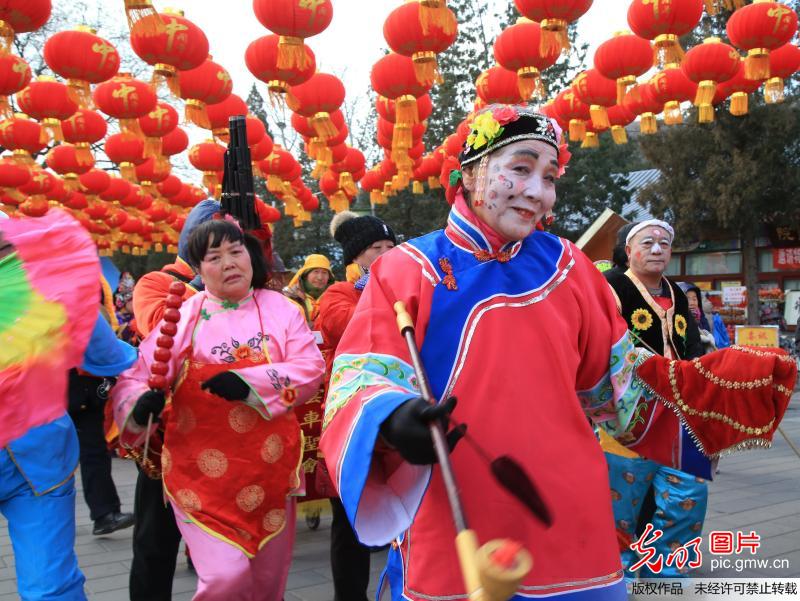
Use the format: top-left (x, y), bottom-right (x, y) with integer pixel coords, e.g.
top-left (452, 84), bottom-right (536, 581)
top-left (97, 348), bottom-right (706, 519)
top-left (379, 396), bottom-right (466, 465)
top-left (201, 371), bottom-right (250, 401)
top-left (132, 390), bottom-right (166, 426)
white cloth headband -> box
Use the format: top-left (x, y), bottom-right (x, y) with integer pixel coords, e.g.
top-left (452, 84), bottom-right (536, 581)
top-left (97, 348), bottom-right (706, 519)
top-left (626, 219), bottom-right (674, 245)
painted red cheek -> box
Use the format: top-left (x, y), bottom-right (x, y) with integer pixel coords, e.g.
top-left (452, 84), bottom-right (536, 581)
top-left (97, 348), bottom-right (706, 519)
top-left (634, 251), bottom-right (642, 261)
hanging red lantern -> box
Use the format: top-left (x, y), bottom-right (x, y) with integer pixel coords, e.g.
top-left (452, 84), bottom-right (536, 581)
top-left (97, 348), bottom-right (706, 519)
top-left (61, 108), bottom-right (107, 164)
top-left (206, 94), bottom-right (248, 138)
top-left (726, 1), bottom-right (798, 80)
top-left (377, 94), bottom-right (433, 124)
top-left (63, 190), bottom-right (88, 211)
top-left (493, 19), bottom-right (560, 99)
top-left (251, 133), bottom-right (274, 162)
top-left (331, 147), bottom-right (366, 196)
top-left (593, 31), bottom-right (653, 104)
top-left (43, 26), bottom-right (120, 106)
top-left (99, 176), bottom-right (131, 203)
top-left (553, 88), bottom-right (592, 141)
top-left (84, 198), bottom-right (110, 221)
top-left (764, 42), bottom-right (800, 103)
top-left (47, 175), bottom-right (69, 204)
top-left (136, 157), bottom-right (171, 192)
top-left (256, 197), bottom-right (282, 223)
top-left (252, 0), bottom-right (333, 69)
top-left (681, 37), bottom-right (740, 123)
top-left (189, 140), bottom-right (226, 194)
top-left (648, 64), bottom-right (698, 125)
top-left (371, 54), bottom-right (432, 126)
top-left (156, 174), bottom-right (182, 198)
top-left (130, 9), bottom-right (209, 91)
top-left (0, 114), bottom-right (46, 161)
top-left (176, 57), bottom-right (233, 129)
top-left (714, 62), bottom-right (762, 116)
top-left (105, 207), bottom-right (129, 229)
top-left (161, 126), bottom-right (189, 157)
top-left (627, 0), bottom-right (704, 66)
top-left (0, 155), bottom-right (29, 190)
top-left (572, 68), bottom-right (617, 129)
top-left (16, 76), bottom-right (78, 142)
top-left (288, 72), bottom-right (346, 139)
top-left (93, 73), bottom-right (158, 133)
top-left (46, 143), bottom-right (94, 188)
top-left (120, 184), bottom-right (144, 208)
top-left (0, 0), bottom-right (51, 53)
top-left (513, 0), bottom-right (594, 55)
top-left (0, 53), bottom-right (30, 117)
top-left (383, 2), bottom-right (458, 86)
top-left (476, 66), bottom-right (525, 105)
top-left (19, 195), bottom-right (49, 217)
top-left (622, 83), bottom-right (663, 134)
top-left (245, 34), bottom-right (315, 101)
top-left (138, 101), bottom-right (179, 157)
top-left (79, 168), bottom-right (111, 197)
top-left (105, 132), bottom-right (146, 180)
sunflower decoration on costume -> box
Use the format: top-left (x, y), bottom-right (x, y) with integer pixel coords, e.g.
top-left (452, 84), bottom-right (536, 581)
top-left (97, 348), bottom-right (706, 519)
top-left (675, 314), bottom-right (688, 338)
top-left (631, 308), bottom-right (653, 331)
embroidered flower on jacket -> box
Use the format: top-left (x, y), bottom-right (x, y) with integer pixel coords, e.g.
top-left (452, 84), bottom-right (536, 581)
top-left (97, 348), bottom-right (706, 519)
top-left (675, 315), bottom-right (688, 338)
top-left (466, 111), bottom-right (504, 150)
top-left (631, 308), bottom-right (654, 331)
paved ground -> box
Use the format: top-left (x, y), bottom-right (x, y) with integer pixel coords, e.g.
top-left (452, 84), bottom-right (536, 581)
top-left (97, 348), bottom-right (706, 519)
top-left (2, 392), bottom-right (799, 599)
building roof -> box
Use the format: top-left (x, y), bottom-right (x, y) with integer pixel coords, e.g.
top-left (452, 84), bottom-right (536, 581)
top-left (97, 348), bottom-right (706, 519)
top-left (619, 168), bottom-right (660, 222)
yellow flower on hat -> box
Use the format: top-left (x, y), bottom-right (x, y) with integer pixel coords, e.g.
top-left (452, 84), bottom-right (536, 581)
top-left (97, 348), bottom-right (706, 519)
top-left (675, 315), bottom-right (687, 338)
top-left (631, 308), bottom-right (653, 331)
top-left (467, 111), bottom-right (504, 150)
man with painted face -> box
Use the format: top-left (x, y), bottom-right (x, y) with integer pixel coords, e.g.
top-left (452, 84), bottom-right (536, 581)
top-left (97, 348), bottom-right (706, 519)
top-left (603, 221), bottom-right (708, 579)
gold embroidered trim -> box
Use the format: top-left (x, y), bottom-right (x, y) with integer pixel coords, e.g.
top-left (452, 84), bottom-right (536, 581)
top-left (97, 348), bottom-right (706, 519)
top-left (730, 344), bottom-right (795, 363)
top-left (691, 358), bottom-right (773, 390)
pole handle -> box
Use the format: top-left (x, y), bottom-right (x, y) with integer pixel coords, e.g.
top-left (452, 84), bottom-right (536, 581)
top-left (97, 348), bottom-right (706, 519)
top-left (394, 301), bottom-right (414, 334)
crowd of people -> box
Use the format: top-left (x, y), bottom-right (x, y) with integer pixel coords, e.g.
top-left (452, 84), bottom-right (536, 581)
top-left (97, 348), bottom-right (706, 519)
top-left (0, 104), bottom-right (794, 601)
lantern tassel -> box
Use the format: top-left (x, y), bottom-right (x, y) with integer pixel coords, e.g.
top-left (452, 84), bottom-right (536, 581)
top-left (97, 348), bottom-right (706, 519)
top-left (428, 175), bottom-right (441, 189)
top-left (144, 137), bottom-right (162, 158)
top-left (616, 76), bottom-right (637, 106)
top-left (589, 105), bottom-right (610, 130)
top-left (151, 65), bottom-right (178, 95)
top-left (370, 189), bottom-right (382, 205)
top-left (418, 2), bottom-right (456, 36)
top-left (697, 104), bottom-right (714, 124)
top-left (120, 162), bottom-right (136, 181)
top-left (580, 132), bottom-right (599, 149)
top-left (0, 96), bottom-right (11, 119)
top-left (663, 101), bottom-right (683, 126)
top-left (640, 113), bottom-right (658, 135)
top-left (67, 80), bottom-right (93, 109)
top-left (540, 20), bottom-right (569, 57)
top-left (330, 191), bottom-right (349, 214)
top-left (252, 161), bottom-right (263, 178)
top-left (310, 112), bottom-right (337, 140)
top-left (185, 101), bottom-right (211, 130)
top-left (517, 68), bottom-right (544, 100)
top-left (744, 50), bottom-right (770, 81)
top-left (75, 143), bottom-right (93, 164)
top-left (654, 35), bottom-right (684, 69)
top-left (40, 119), bottom-right (65, 144)
top-left (611, 126), bottom-right (628, 145)
top-left (568, 119), bottom-right (585, 142)
top-left (694, 81), bottom-right (716, 106)
top-left (412, 52), bottom-right (442, 86)
top-left (0, 20), bottom-right (14, 55)
top-left (412, 180), bottom-right (424, 194)
top-left (124, 0), bottom-right (166, 35)
top-left (267, 81), bottom-right (290, 108)
top-left (764, 77), bottom-right (785, 104)
top-left (729, 92), bottom-right (748, 117)
top-left (392, 125), bottom-right (413, 151)
top-left (120, 118), bottom-right (144, 137)
top-left (277, 36), bottom-right (309, 70)
top-left (395, 95), bottom-right (420, 125)
top-left (338, 172), bottom-right (358, 197)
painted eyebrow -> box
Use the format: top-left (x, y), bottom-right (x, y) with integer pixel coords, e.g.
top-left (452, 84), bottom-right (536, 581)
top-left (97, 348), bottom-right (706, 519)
top-left (510, 149), bottom-right (539, 160)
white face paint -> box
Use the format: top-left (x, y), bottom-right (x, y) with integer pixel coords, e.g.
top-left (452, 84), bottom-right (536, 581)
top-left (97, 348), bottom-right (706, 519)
top-left (626, 226), bottom-right (673, 279)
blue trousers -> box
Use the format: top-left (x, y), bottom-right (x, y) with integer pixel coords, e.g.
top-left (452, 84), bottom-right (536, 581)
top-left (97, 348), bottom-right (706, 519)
top-left (0, 449), bottom-right (86, 600)
top-left (605, 452), bottom-right (708, 579)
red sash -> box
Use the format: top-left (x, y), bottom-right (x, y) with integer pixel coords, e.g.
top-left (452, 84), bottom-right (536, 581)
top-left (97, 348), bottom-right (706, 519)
top-left (162, 305), bottom-right (302, 556)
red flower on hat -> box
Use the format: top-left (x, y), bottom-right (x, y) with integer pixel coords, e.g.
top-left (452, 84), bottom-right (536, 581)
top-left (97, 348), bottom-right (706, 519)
top-left (491, 106), bottom-right (519, 126)
top-left (557, 143), bottom-right (572, 178)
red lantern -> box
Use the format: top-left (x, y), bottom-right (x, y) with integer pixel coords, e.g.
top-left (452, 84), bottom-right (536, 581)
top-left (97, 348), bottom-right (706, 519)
top-left (681, 37), bottom-right (741, 122)
top-left (105, 132), bottom-right (146, 180)
top-left (593, 31), bottom-right (653, 104)
top-left (0, 53), bottom-right (30, 117)
top-left (245, 35), bottom-right (315, 100)
top-left (99, 176), bottom-right (131, 203)
top-left (46, 143), bottom-right (94, 188)
top-left (0, 155), bottom-right (29, 189)
top-left (572, 69), bottom-right (618, 129)
top-left (43, 26), bottom-right (120, 106)
top-left (79, 168), bottom-right (111, 197)
top-left (648, 65), bottom-right (698, 125)
top-left (130, 9), bottom-right (209, 90)
top-left (331, 147), bottom-right (366, 196)
top-left (93, 73), bottom-right (158, 132)
top-left (627, 0), bottom-right (704, 66)
top-left (727, 1), bottom-right (798, 80)
top-left (136, 157), bottom-right (171, 192)
top-left (206, 94), bottom-right (248, 138)
top-left (120, 184), bottom-right (144, 208)
top-left (371, 54), bottom-right (432, 126)
top-left (161, 126), bottom-right (189, 157)
top-left (189, 140), bottom-right (226, 194)
top-left (256, 197), bottom-right (282, 223)
top-left (553, 88), bottom-right (591, 141)
top-left (47, 175), bottom-right (69, 204)
top-left (623, 83), bottom-right (663, 134)
top-left (288, 72), bottom-right (346, 139)
top-left (19, 166), bottom-right (53, 201)
top-left (19, 195), bottom-right (49, 217)
top-left (0, 114), bottom-right (46, 160)
top-left (61, 108), bottom-right (107, 164)
top-left (476, 66), bottom-right (524, 105)
top-left (16, 77), bottom-right (78, 142)
top-left (0, 0), bottom-right (51, 52)
top-left (493, 19), bottom-right (561, 99)
top-left (138, 101), bottom-right (179, 157)
top-left (105, 207), bottom-right (129, 229)
top-left (513, 0), bottom-right (593, 55)
top-left (156, 174), bottom-right (182, 198)
top-left (251, 133), bottom-right (274, 162)
top-left (252, 0), bottom-right (333, 69)
top-left (176, 58), bottom-right (233, 128)
top-left (764, 42), bottom-right (800, 103)
top-left (383, 2), bottom-right (457, 86)
top-left (63, 190), bottom-right (88, 211)
top-left (377, 94), bottom-right (433, 123)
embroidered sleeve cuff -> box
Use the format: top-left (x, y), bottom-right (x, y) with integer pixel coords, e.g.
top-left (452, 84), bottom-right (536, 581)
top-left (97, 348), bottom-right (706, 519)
top-left (230, 370), bottom-right (271, 420)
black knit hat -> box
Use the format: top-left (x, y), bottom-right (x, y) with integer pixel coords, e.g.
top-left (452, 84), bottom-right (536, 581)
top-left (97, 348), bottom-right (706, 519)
top-left (330, 211), bottom-right (396, 266)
